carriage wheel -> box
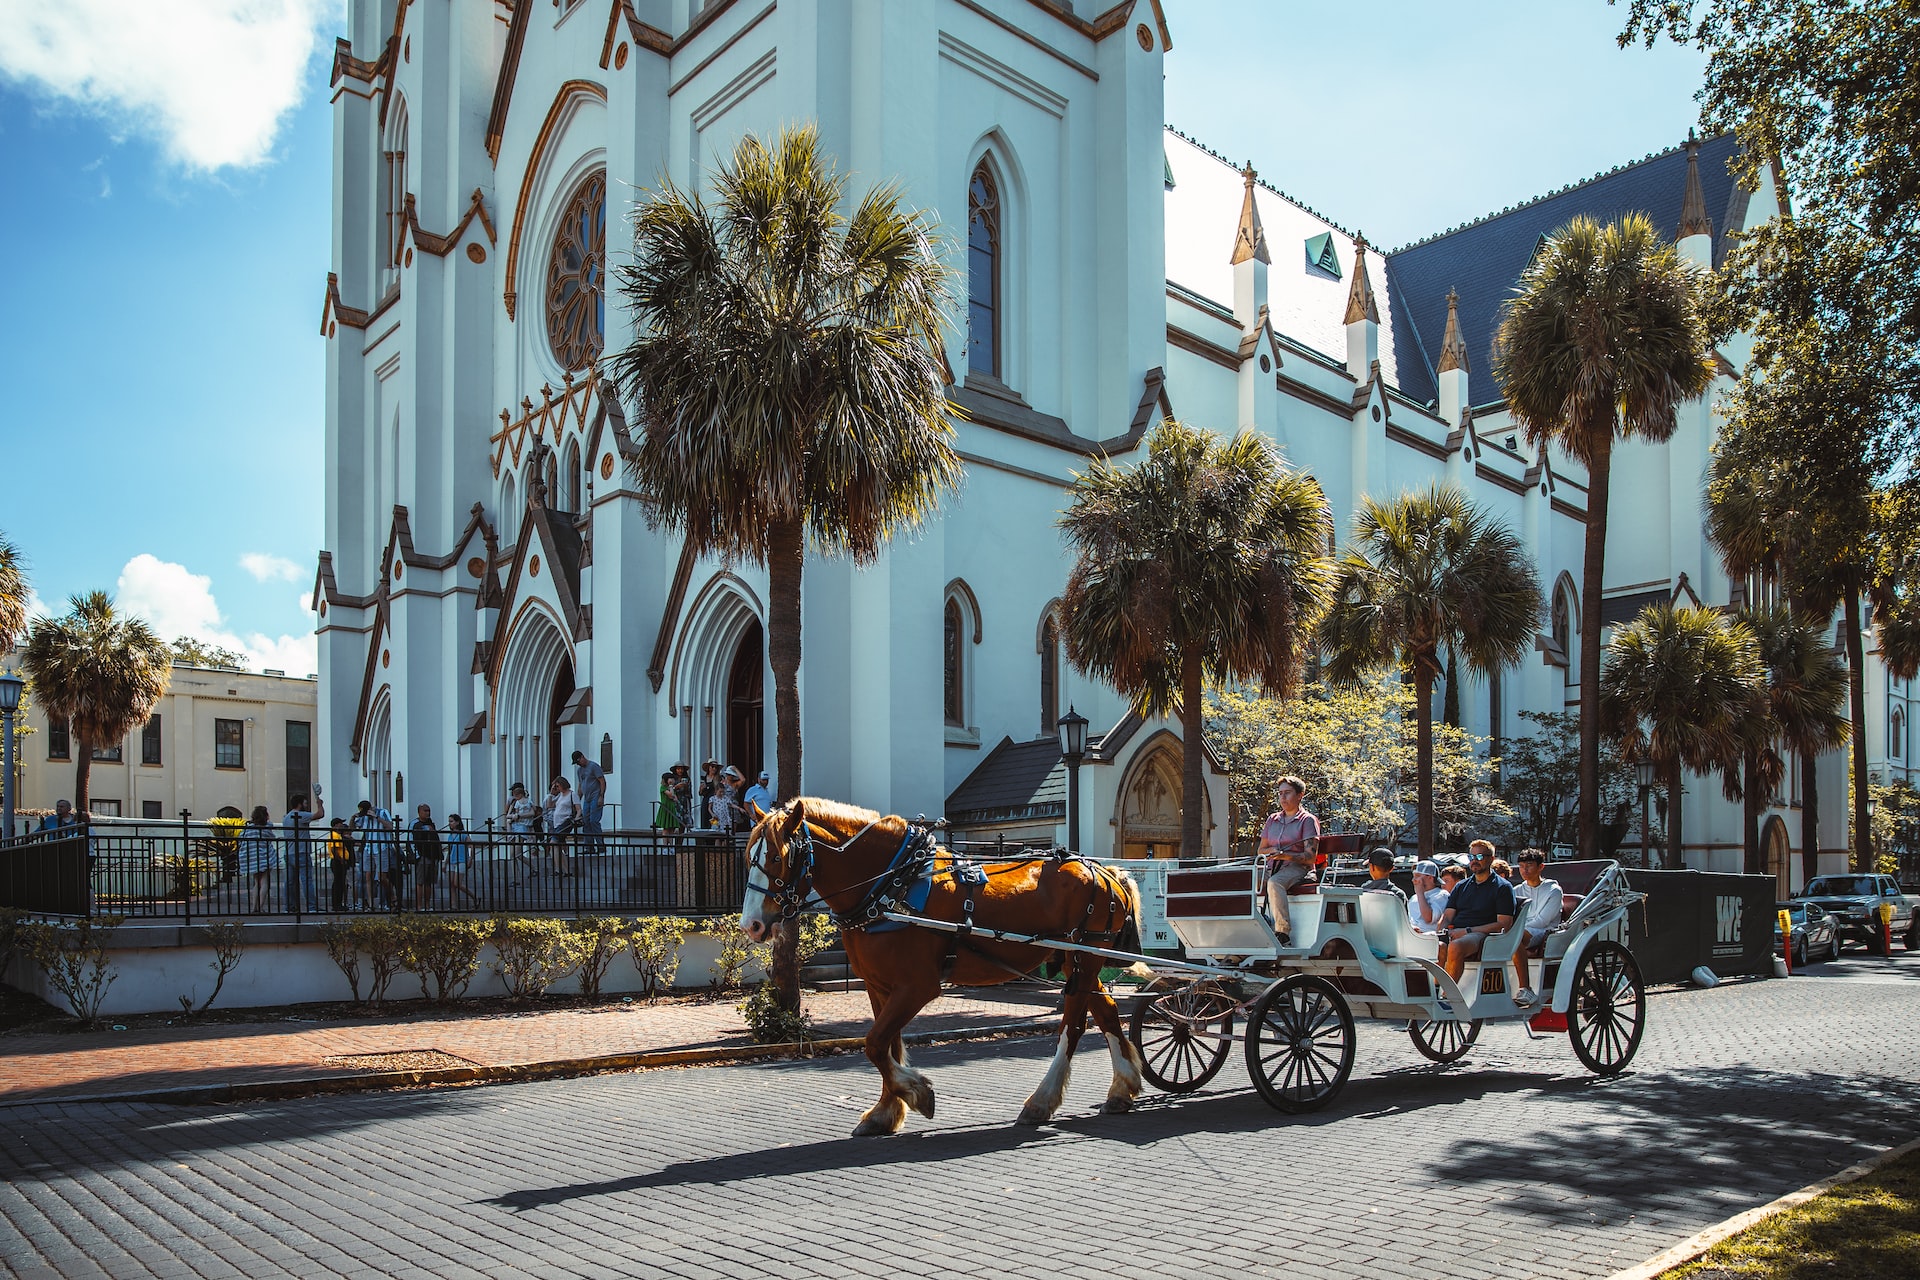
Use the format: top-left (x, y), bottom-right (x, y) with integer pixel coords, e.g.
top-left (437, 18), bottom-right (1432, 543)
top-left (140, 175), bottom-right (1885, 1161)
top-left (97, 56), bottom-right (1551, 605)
top-left (1129, 983), bottom-right (1236, 1093)
top-left (1566, 940), bottom-right (1646, 1077)
top-left (1243, 975), bottom-right (1355, 1114)
top-left (1408, 1016), bottom-right (1481, 1064)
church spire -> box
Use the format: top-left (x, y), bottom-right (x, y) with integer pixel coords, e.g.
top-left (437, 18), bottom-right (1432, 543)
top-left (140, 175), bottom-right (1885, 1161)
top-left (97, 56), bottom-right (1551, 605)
top-left (1230, 161), bottom-right (1269, 265)
top-left (1679, 129), bottom-right (1712, 240)
top-left (1437, 288), bottom-right (1469, 374)
top-left (1343, 232), bottom-right (1379, 325)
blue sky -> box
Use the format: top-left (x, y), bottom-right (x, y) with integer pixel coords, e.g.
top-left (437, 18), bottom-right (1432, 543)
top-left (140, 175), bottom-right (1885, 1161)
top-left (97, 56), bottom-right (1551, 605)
top-left (0, 1), bottom-right (1703, 673)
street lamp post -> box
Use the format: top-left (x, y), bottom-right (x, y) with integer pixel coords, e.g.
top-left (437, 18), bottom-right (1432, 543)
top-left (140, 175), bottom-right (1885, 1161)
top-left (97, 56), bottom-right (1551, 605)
top-left (1636, 758), bottom-right (1656, 869)
top-left (1057, 705), bottom-right (1089, 855)
top-left (0, 670), bottom-right (21, 841)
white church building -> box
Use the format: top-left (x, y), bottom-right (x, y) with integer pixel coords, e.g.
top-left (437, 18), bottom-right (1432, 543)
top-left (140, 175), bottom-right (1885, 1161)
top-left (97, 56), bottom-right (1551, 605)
top-left (314, 0), bottom-right (1839, 886)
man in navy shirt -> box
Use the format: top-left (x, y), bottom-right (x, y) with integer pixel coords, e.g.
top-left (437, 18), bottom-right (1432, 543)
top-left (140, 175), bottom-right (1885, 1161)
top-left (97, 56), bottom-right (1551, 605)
top-left (1438, 839), bottom-right (1515, 983)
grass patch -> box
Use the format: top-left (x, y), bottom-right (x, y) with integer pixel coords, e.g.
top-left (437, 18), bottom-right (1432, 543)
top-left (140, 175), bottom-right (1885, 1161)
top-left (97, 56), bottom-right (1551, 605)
top-left (1663, 1148), bottom-right (1920, 1279)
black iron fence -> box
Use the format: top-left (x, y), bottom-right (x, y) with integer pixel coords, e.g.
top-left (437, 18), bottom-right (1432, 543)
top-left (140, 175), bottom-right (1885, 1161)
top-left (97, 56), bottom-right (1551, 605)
top-left (0, 820), bottom-right (749, 921)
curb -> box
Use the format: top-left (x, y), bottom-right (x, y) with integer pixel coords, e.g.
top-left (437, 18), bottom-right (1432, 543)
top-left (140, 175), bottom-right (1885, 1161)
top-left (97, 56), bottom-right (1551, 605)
top-left (1602, 1133), bottom-right (1920, 1280)
top-left (0, 1018), bottom-right (1052, 1111)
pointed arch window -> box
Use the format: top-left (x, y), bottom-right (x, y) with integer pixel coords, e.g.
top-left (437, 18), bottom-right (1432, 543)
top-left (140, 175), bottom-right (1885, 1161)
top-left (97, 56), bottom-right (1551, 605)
top-left (1895, 708), bottom-right (1906, 760)
top-left (546, 170), bottom-right (607, 373)
top-left (1039, 614), bottom-right (1059, 735)
top-left (967, 162), bottom-right (1001, 378)
top-left (944, 599), bottom-right (964, 726)
top-left (562, 440), bottom-right (582, 513)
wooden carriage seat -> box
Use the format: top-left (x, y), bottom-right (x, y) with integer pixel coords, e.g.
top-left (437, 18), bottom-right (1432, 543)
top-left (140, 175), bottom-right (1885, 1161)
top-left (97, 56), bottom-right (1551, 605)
top-left (1292, 832), bottom-right (1364, 893)
top-left (1358, 891), bottom-right (1439, 962)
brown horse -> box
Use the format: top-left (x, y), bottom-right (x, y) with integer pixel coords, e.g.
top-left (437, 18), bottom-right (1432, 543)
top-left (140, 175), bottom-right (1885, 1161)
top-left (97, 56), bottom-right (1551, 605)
top-left (741, 797), bottom-right (1146, 1136)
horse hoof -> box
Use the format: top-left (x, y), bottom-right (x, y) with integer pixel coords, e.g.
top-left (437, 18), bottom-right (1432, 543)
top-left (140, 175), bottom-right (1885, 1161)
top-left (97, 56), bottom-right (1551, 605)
top-left (1104, 1096), bottom-right (1132, 1115)
top-left (1016, 1101), bottom-right (1052, 1127)
top-left (851, 1116), bottom-right (894, 1138)
top-left (910, 1090), bottom-right (936, 1120)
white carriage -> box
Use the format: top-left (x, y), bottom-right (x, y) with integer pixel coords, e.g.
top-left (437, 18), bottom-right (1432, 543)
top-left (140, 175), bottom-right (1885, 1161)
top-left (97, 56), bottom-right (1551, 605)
top-left (1123, 848), bottom-right (1649, 1112)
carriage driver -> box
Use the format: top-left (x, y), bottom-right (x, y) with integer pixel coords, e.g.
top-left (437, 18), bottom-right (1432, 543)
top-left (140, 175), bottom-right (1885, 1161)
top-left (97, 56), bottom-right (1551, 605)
top-left (1436, 839), bottom-right (1515, 985)
top-left (1256, 775), bottom-right (1320, 948)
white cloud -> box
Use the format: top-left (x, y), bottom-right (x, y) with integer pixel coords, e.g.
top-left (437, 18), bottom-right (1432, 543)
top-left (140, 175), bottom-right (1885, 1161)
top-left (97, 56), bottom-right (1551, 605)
top-left (0, 0), bottom-right (340, 172)
top-left (241, 552), bottom-right (304, 583)
top-left (117, 553), bottom-right (317, 675)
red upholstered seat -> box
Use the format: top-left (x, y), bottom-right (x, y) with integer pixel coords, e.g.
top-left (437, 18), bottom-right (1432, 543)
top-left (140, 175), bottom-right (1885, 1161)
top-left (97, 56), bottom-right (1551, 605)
top-left (1287, 879), bottom-right (1320, 897)
top-left (1562, 893), bottom-right (1583, 916)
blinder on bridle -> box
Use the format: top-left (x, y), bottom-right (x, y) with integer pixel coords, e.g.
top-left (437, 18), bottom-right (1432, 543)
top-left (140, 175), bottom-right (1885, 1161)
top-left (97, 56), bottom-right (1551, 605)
top-left (747, 806), bottom-right (817, 923)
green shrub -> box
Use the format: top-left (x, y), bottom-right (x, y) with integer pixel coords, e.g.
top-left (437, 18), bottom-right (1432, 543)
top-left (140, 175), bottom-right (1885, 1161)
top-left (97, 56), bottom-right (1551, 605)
top-left (22, 916), bottom-right (125, 1028)
top-left (402, 917), bottom-right (489, 1002)
top-left (570, 917), bottom-right (631, 1000)
top-left (628, 916), bottom-right (690, 1000)
top-left (703, 915), bottom-right (768, 993)
top-left (492, 916), bottom-right (583, 999)
top-left (200, 817), bottom-right (244, 882)
top-left (739, 982), bottom-right (813, 1044)
top-left (794, 913), bottom-right (839, 966)
top-left (319, 920), bottom-right (363, 1002)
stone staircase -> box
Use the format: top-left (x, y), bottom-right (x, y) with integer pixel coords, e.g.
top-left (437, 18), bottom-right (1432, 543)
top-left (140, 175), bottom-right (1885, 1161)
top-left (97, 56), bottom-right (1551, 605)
top-left (800, 947), bottom-right (862, 991)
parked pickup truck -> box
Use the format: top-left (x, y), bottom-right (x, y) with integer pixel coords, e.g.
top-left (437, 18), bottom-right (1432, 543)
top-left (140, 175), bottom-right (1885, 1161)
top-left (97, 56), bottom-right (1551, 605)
top-left (1794, 875), bottom-right (1920, 954)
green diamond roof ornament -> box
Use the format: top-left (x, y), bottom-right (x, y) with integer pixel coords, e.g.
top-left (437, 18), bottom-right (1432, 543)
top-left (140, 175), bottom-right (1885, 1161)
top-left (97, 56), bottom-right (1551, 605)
top-left (1304, 232), bottom-right (1342, 279)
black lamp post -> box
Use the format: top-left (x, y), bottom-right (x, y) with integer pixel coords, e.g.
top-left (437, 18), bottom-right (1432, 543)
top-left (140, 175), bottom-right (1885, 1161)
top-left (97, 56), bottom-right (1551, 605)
top-left (0, 670), bottom-right (21, 841)
top-left (1636, 758), bottom-right (1657, 869)
top-left (1057, 705), bottom-right (1089, 854)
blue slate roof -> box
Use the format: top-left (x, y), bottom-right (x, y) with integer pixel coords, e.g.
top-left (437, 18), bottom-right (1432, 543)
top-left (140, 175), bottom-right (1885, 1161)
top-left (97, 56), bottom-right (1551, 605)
top-left (1385, 134), bottom-right (1747, 407)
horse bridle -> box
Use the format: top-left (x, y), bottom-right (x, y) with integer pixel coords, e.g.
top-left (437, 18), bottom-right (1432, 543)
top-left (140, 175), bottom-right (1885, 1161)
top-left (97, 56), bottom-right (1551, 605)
top-left (746, 812), bottom-right (818, 923)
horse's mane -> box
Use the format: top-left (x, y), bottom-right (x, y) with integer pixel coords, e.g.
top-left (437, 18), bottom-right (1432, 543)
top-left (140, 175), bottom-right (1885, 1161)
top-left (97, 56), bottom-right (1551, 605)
top-left (791, 796), bottom-right (886, 829)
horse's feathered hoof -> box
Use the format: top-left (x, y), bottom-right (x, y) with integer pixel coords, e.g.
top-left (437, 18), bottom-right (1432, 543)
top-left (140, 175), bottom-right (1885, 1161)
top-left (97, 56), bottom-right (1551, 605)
top-left (1016, 1099), bottom-right (1053, 1127)
top-left (909, 1088), bottom-right (935, 1120)
top-left (1103, 1096), bottom-right (1133, 1115)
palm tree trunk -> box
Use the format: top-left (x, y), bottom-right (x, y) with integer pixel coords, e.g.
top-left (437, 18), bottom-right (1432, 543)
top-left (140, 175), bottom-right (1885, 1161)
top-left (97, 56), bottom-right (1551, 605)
top-left (1665, 758), bottom-right (1683, 870)
top-left (1577, 433), bottom-right (1613, 860)
top-left (1179, 648), bottom-right (1205, 860)
top-left (1743, 750), bottom-right (1762, 876)
top-left (1801, 749), bottom-right (1820, 886)
top-left (74, 742), bottom-right (93, 818)
top-left (1415, 665), bottom-right (1436, 858)
top-left (1844, 589), bottom-right (1870, 873)
top-left (765, 517), bottom-right (805, 1012)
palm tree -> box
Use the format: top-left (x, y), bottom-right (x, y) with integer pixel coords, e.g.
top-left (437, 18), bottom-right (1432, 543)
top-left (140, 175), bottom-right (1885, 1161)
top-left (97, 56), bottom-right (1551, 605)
top-left (1736, 607), bottom-right (1849, 875)
top-left (1318, 485), bottom-right (1540, 858)
top-left (1496, 213), bottom-right (1716, 860)
top-left (1600, 603), bottom-right (1765, 869)
top-left (22, 592), bottom-right (172, 815)
top-left (606, 126), bottom-right (959, 1009)
top-left (0, 533), bottom-right (27, 654)
top-left (1059, 420), bottom-right (1333, 858)
top-left (1706, 430), bottom-right (1896, 872)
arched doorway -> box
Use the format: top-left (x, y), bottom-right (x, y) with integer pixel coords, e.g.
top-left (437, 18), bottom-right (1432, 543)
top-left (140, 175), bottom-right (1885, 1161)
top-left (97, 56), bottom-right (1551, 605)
top-left (545, 658), bottom-right (576, 787)
top-left (725, 620), bottom-right (764, 783)
top-left (1762, 814), bottom-right (1792, 899)
top-left (1115, 736), bottom-right (1210, 859)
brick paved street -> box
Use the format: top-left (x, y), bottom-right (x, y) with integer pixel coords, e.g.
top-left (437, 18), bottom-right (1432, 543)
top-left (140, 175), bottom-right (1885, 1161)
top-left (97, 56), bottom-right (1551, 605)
top-left (0, 988), bottom-right (1057, 1105)
top-left (4, 962), bottom-right (1920, 1279)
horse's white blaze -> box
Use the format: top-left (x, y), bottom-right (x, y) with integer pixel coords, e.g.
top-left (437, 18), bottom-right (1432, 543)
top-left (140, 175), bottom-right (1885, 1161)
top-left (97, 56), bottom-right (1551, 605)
top-left (1028, 1027), bottom-right (1074, 1117)
top-left (740, 837), bottom-right (772, 929)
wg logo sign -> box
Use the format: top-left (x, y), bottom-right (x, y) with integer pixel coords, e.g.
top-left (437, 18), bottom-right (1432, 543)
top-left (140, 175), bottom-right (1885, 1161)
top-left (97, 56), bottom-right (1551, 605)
top-left (1714, 895), bottom-right (1743, 955)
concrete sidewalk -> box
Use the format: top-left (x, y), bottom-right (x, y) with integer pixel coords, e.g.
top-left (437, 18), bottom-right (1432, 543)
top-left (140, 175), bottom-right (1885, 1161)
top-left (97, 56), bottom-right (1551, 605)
top-left (0, 985), bottom-right (1062, 1105)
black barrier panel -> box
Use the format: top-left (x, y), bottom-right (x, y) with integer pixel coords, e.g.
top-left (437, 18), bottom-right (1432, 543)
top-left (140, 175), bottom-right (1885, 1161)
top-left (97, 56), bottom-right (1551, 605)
top-left (1696, 872), bottom-right (1777, 978)
top-left (1625, 869), bottom-right (1777, 983)
top-left (0, 831), bottom-right (92, 916)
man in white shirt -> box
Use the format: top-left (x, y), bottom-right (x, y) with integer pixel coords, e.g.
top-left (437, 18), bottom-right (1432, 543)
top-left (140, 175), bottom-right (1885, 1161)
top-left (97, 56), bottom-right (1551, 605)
top-left (1510, 848), bottom-right (1564, 1008)
top-left (1406, 859), bottom-right (1449, 936)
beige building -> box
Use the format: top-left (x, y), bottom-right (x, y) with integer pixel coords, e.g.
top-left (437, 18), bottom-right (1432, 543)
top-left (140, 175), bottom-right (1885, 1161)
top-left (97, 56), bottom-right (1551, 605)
top-left (9, 653), bottom-right (320, 822)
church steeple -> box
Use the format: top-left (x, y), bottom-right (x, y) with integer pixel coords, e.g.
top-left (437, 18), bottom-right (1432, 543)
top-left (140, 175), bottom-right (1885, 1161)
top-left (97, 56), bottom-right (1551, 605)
top-left (1437, 288), bottom-right (1468, 374)
top-left (1344, 232), bottom-right (1379, 381)
top-left (1438, 288), bottom-right (1469, 426)
top-left (1679, 130), bottom-right (1713, 242)
top-left (1343, 232), bottom-right (1379, 325)
top-left (1230, 161), bottom-right (1270, 265)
